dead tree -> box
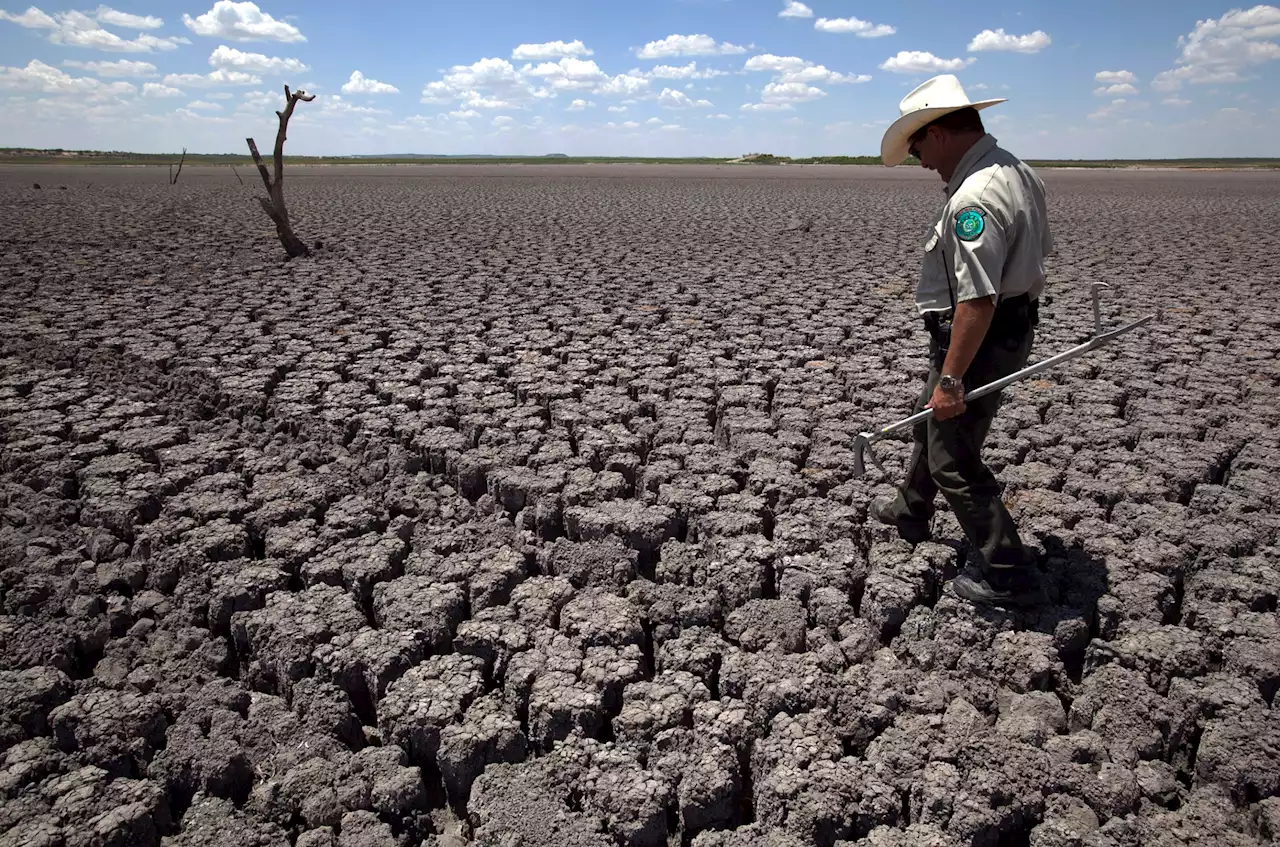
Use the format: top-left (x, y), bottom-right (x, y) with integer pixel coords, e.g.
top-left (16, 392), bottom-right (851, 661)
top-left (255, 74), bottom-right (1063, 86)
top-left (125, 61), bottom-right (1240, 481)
top-left (246, 85), bottom-right (314, 258)
top-left (169, 147), bottom-right (186, 184)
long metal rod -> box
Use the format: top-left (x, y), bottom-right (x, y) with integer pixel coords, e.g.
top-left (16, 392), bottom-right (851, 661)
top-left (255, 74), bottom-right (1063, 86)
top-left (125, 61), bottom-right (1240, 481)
top-left (863, 311), bottom-right (1155, 443)
top-left (852, 280), bottom-right (1158, 477)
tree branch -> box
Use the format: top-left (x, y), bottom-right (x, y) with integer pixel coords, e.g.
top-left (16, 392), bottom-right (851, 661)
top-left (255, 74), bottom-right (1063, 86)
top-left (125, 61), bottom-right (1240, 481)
top-left (246, 137), bottom-right (273, 194)
top-left (258, 196), bottom-right (282, 223)
top-left (244, 84), bottom-right (315, 259)
top-left (170, 147), bottom-right (186, 185)
top-left (272, 84), bottom-right (315, 189)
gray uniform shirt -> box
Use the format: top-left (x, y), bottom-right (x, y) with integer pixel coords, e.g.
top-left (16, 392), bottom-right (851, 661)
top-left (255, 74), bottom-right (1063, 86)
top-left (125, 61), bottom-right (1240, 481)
top-left (916, 134), bottom-right (1053, 315)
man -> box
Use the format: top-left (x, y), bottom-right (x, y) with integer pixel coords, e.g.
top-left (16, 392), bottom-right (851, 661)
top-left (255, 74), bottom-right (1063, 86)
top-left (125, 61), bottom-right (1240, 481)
top-left (871, 74), bottom-right (1052, 607)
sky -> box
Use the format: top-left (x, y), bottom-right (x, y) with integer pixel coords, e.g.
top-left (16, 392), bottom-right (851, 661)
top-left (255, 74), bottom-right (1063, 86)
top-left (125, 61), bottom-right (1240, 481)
top-left (2, 1), bottom-right (1279, 159)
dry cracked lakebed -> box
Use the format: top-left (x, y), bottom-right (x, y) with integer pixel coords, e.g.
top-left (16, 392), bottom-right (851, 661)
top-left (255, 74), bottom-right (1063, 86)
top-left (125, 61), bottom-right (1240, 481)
top-left (1, 163), bottom-right (1278, 847)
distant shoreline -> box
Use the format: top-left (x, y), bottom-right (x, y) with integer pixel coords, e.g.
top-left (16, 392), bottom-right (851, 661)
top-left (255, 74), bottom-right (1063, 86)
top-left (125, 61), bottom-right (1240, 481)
top-left (1, 149), bottom-right (1278, 170)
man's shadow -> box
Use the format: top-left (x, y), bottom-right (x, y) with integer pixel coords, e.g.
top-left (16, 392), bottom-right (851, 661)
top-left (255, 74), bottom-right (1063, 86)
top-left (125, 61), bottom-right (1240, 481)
top-left (931, 531), bottom-right (1110, 683)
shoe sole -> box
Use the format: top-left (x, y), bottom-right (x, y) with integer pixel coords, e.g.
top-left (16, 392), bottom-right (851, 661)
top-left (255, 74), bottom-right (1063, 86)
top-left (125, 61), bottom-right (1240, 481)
top-left (951, 576), bottom-right (1046, 607)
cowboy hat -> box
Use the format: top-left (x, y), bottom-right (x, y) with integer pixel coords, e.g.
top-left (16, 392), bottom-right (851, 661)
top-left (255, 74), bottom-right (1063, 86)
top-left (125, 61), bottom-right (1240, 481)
top-left (880, 74), bottom-right (1006, 166)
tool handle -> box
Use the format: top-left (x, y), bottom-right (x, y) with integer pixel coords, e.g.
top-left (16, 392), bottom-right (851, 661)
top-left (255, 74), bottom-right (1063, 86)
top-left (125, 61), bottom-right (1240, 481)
top-left (864, 312), bottom-right (1155, 442)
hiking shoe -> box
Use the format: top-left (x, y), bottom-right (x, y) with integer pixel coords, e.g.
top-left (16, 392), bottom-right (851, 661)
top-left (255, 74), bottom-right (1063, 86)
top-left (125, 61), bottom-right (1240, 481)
top-left (869, 497), bottom-right (932, 545)
top-left (951, 564), bottom-right (1047, 608)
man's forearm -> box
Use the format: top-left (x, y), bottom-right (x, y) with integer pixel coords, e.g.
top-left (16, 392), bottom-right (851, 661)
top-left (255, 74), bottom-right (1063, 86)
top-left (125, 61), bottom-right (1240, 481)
top-left (941, 296), bottom-right (996, 379)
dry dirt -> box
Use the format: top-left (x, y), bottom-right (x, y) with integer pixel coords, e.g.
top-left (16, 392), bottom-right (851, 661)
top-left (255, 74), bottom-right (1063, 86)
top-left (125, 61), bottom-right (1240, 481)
top-left (1, 163), bottom-right (1278, 847)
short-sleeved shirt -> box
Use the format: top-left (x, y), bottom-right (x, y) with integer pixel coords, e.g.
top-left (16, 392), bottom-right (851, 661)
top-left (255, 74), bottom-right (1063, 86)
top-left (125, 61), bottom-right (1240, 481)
top-left (915, 134), bottom-right (1053, 315)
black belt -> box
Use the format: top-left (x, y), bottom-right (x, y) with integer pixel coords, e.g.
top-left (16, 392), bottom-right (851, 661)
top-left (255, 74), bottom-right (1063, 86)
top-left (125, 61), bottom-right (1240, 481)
top-left (923, 294), bottom-right (1038, 349)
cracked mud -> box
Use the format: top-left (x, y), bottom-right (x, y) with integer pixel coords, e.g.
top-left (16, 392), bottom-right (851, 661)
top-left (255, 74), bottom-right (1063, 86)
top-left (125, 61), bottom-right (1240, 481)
top-left (2, 163), bottom-right (1279, 847)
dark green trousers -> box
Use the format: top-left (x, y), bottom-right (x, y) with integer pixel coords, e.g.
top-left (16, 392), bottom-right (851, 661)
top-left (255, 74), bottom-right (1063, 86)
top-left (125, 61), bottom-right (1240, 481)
top-left (888, 319), bottom-right (1035, 570)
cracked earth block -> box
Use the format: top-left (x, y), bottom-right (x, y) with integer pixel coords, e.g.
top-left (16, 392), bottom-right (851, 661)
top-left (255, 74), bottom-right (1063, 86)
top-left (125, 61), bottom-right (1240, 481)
top-left (437, 691), bottom-right (527, 807)
top-left (231, 583), bottom-right (367, 695)
top-left (378, 653), bottom-right (486, 768)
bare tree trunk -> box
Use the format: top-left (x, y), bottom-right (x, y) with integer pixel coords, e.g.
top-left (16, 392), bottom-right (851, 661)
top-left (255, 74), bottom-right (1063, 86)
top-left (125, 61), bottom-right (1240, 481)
top-left (246, 85), bottom-right (314, 258)
top-left (229, 163), bottom-right (244, 185)
top-left (170, 147), bottom-right (186, 184)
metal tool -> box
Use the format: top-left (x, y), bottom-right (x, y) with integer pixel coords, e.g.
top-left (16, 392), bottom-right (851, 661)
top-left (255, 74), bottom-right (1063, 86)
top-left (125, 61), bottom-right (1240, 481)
top-left (852, 283), bottom-right (1156, 477)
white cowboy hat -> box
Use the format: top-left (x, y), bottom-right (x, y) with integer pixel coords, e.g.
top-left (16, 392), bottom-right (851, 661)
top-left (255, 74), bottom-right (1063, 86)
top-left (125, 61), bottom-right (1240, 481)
top-left (880, 74), bottom-right (1006, 166)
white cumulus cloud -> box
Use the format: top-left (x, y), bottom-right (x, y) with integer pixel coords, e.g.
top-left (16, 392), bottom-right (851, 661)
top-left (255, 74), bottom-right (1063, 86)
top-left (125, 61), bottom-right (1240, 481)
top-left (646, 61), bottom-right (727, 79)
top-left (317, 94), bottom-right (390, 116)
top-left (744, 54), bottom-right (869, 86)
top-left (635, 33), bottom-right (748, 59)
top-left (142, 81), bottom-right (183, 97)
top-left (593, 72), bottom-right (651, 97)
top-left (566, 98), bottom-right (593, 110)
top-left (880, 51), bottom-right (975, 74)
top-left (186, 99), bottom-right (222, 111)
top-left (1, 4), bottom-right (164, 31)
top-left (740, 54), bottom-right (864, 110)
top-left (761, 80), bottom-right (826, 102)
top-left (744, 54), bottom-right (808, 74)
top-left (520, 56), bottom-right (652, 99)
top-left (658, 87), bottom-right (712, 108)
top-left (183, 1), bottom-right (305, 42)
top-left (237, 88), bottom-right (277, 107)
top-left (1094, 83), bottom-right (1138, 96)
top-left (1088, 97), bottom-right (1148, 121)
top-left (175, 106), bottom-right (231, 123)
top-left (814, 17), bottom-right (896, 37)
top-left (209, 44), bottom-right (308, 74)
top-left (63, 58), bottom-right (157, 77)
top-left (0, 58), bottom-right (135, 96)
top-left (163, 68), bottom-right (261, 87)
top-left (511, 39), bottom-right (592, 60)
top-left (57, 29), bottom-right (187, 51)
top-left (14, 9), bottom-right (190, 51)
top-left (462, 93), bottom-right (517, 108)
top-left (1095, 69), bottom-right (1138, 85)
top-left (779, 1), bottom-right (812, 18)
top-left (0, 6), bottom-right (55, 27)
top-left (608, 105), bottom-right (626, 112)
top-left (524, 56), bottom-right (609, 91)
top-left (421, 57), bottom-right (549, 106)
top-left (1152, 5), bottom-right (1280, 91)
top-left (740, 102), bottom-right (792, 112)
top-left (341, 70), bottom-right (398, 94)
top-left (93, 5), bottom-right (162, 29)
top-left (967, 28), bottom-right (1052, 53)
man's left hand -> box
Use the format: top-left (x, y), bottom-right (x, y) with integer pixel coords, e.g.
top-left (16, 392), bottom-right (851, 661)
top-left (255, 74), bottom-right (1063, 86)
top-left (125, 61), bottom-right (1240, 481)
top-left (928, 382), bottom-right (966, 421)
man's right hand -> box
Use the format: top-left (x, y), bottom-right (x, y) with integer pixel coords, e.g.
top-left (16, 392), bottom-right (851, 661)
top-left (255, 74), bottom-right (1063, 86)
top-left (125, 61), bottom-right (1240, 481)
top-left (927, 380), bottom-right (966, 420)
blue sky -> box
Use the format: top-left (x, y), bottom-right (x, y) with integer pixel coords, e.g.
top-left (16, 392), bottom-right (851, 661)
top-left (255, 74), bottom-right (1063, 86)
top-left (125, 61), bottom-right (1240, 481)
top-left (2, 0), bottom-right (1278, 158)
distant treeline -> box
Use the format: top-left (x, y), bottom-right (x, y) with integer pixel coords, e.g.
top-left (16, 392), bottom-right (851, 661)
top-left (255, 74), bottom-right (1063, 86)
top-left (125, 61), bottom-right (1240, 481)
top-left (1, 148), bottom-right (1277, 169)
top-left (0, 149), bottom-right (729, 166)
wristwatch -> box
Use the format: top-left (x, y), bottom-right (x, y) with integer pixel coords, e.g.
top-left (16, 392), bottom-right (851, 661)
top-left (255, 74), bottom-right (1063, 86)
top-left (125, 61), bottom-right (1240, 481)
top-left (938, 374), bottom-right (962, 393)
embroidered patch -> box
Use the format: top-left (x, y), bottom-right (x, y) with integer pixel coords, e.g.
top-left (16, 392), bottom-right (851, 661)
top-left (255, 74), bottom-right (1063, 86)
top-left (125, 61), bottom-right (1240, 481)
top-left (954, 207), bottom-right (986, 241)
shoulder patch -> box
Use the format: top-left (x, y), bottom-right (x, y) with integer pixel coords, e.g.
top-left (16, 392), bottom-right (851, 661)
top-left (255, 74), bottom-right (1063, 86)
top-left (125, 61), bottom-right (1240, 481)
top-left (954, 206), bottom-right (986, 242)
